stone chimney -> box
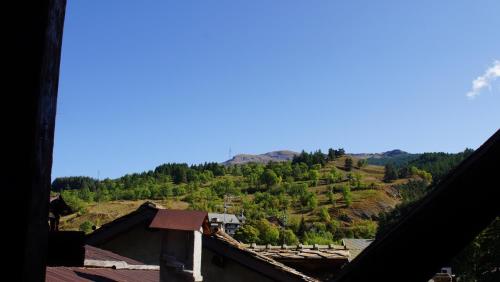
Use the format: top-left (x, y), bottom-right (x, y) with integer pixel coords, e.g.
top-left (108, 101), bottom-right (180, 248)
top-left (149, 209), bottom-right (209, 282)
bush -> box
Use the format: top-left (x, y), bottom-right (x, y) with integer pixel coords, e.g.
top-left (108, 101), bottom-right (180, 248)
top-left (303, 230), bottom-right (334, 245)
top-left (326, 190), bottom-right (335, 206)
top-left (308, 170), bottom-right (320, 186)
top-left (79, 221), bottom-right (94, 234)
top-left (319, 207), bottom-right (331, 223)
top-left (60, 190), bottom-right (86, 214)
top-left (301, 192), bottom-right (318, 211)
top-left (287, 215), bottom-right (302, 234)
top-left (357, 159), bottom-right (368, 168)
top-left (280, 229), bottom-right (299, 245)
top-left (351, 220), bottom-right (377, 238)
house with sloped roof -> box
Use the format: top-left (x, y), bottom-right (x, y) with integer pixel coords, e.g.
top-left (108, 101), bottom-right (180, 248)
top-left (208, 212), bottom-right (241, 235)
top-left (83, 202), bottom-right (317, 282)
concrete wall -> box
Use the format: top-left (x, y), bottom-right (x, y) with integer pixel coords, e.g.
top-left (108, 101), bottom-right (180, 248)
top-left (162, 230), bottom-right (192, 267)
top-left (201, 249), bottom-right (274, 282)
top-left (95, 227), bottom-right (274, 282)
top-left (98, 223), bottom-right (163, 265)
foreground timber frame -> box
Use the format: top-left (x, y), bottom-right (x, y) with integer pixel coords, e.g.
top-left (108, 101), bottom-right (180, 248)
top-left (16, 1), bottom-right (499, 281)
top-left (13, 1), bottom-right (67, 281)
top-left (331, 129), bottom-right (500, 282)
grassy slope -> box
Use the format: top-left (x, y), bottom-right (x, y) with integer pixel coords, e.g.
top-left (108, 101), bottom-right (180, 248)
top-left (59, 199), bottom-right (188, 231)
top-left (60, 155), bottom-right (414, 231)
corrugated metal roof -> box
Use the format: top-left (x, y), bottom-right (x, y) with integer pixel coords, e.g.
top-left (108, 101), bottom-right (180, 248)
top-left (149, 209), bottom-right (208, 231)
top-left (85, 245), bottom-right (144, 265)
top-left (46, 267), bottom-right (159, 282)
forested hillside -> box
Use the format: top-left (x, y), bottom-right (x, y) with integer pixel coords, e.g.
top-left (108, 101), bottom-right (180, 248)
top-left (55, 148), bottom-right (473, 247)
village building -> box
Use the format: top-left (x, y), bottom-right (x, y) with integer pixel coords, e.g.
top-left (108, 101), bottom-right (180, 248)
top-left (208, 212), bottom-right (241, 236)
top-left (83, 202), bottom-right (317, 282)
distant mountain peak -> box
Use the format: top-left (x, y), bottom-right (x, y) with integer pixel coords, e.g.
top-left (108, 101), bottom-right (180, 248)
top-left (351, 149), bottom-right (410, 159)
top-left (222, 150), bottom-right (299, 165)
top-left (381, 149), bottom-right (409, 157)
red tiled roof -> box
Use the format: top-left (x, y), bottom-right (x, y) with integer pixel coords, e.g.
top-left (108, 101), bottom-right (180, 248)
top-left (149, 209), bottom-right (208, 231)
top-left (46, 267), bottom-right (158, 282)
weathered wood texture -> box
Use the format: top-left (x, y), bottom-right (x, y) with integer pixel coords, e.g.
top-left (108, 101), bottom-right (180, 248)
top-left (11, 1), bottom-right (67, 281)
top-left (331, 129), bottom-right (500, 282)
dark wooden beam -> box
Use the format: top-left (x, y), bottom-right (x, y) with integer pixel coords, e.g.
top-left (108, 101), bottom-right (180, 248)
top-left (9, 1), bottom-right (66, 281)
top-left (331, 129), bottom-right (500, 282)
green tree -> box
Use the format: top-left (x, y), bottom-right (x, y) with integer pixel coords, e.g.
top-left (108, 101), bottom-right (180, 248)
top-left (329, 167), bottom-right (343, 183)
top-left (308, 169), bottom-right (320, 186)
top-left (234, 224), bottom-right (260, 243)
top-left (352, 172), bottom-right (362, 188)
top-left (342, 186), bottom-right (352, 207)
top-left (260, 169), bottom-right (281, 188)
top-left (327, 190), bottom-right (336, 206)
top-left (94, 188), bottom-right (110, 202)
top-left (383, 163), bottom-right (398, 183)
top-left (319, 207), bottom-right (331, 223)
top-left (280, 229), bottom-right (299, 245)
top-left (61, 190), bottom-right (86, 213)
top-left (409, 166), bottom-right (433, 184)
top-left (327, 148), bottom-right (336, 161)
top-left (172, 167), bottom-right (188, 184)
top-left (344, 158), bottom-right (353, 171)
top-left (256, 219), bottom-right (280, 245)
top-left (303, 230), bottom-right (334, 245)
top-left (78, 187), bottom-right (94, 202)
top-left (357, 159), bottom-right (368, 168)
top-left (336, 148), bottom-right (346, 157)
top-left (306, 193), bottom-right (318, 210)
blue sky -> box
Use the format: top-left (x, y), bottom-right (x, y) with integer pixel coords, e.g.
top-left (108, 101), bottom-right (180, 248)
top-left (53, 0), bottom-right (500, 179)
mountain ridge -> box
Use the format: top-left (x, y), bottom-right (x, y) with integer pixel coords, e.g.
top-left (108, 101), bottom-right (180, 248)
top-left (222, 149), bottom-right (414, 166)
top-left (222, 150), bottom-right (299, 165)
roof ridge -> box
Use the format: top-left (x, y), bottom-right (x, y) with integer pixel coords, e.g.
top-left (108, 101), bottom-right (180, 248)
top-left (212, 230), bottom-right (319, 282)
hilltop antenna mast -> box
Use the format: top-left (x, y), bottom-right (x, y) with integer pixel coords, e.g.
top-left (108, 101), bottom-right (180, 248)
top-left (229, 147), bottom-right (232, 160)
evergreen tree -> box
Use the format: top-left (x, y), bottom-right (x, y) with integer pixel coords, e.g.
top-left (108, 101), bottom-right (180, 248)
top-left (383, 163), bottom-right (398, 183)
top-left (328, 148), bottom-right (336, 161)
top-left (335, 148), bottom-right (346, 158)
top-left (345, 158), bottom-right (353, 171)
